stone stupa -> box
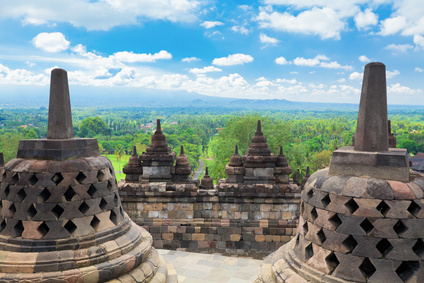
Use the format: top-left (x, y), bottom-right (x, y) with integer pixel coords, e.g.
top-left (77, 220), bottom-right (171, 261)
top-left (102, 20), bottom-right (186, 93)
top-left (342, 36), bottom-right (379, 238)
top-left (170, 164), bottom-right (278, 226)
top-left (256, 62), bottom-right (424, 282)
top-left (0, 69), bottom-right (176, 282)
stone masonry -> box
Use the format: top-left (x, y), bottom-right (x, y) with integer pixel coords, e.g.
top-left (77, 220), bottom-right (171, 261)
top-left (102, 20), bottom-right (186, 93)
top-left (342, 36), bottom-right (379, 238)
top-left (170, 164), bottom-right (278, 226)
top-left (256, 62), bottom-right (424, 283)
top-left (0, 69), bottom-right (176, 282)
top-left (119, 120), bottom-right (301, 258)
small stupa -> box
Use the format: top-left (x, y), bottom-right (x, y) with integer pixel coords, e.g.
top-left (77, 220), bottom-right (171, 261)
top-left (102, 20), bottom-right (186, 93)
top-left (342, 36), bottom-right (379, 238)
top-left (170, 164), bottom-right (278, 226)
top-left (0, 69), bottom-right (176, 282)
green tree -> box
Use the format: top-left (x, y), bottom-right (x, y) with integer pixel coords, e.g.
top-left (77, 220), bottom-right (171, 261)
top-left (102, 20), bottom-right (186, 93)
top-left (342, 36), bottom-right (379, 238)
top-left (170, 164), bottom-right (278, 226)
top-left (399, 140), bottom-right (418, 155)
top-left (79, 117), bottom-right (110, 138)
top-left (115, 144), bottom-right (124, 172)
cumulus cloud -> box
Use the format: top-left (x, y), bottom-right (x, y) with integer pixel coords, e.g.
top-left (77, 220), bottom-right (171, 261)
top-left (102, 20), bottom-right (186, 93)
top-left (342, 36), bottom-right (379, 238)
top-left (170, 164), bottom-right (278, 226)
top-left (0, 64), bottom-right (49, 85)
top-left (256, 6), bottom-right (346, 40)
top-left (292, 55), bottom-right (352, 70)
top-left (415, 67), bottom-right (423, 72)
top-left (354, 9), bottom-right (378, 30)
top-left (231, 26), bottom-right (249, 35)
top-left (1, 0), bottom-right (202, 31)
top-left (349, 72), bottom-right (362, 80)
top-left (181, 57), bottom-right (201, 63)
top-left (379, 16), bottom-right (408, 36)
top-left (189, 66), bottom-right (222, 74)
top-left (386, 70), bottom-right (400, 79)
top-left (275, 57), bottom-right (288, 65)
top-left (388, 83), bottom-right (422, 95)
top-left (385, 43), bottom-right (413, 53)
top-left (32, 32), bottom-right (70, 53)
top-left (200, 21), bottom-right (224, 29)
top-left (359, 55), bottom-right (371, 63)
top-left (414, 35), bottom-right (424, 49)
top-left (212, 54), bottom-right (254, 66)
top-left (111, 50), bottom-right (172, 63)
top-left (260, 33), bottom-right (279, 45)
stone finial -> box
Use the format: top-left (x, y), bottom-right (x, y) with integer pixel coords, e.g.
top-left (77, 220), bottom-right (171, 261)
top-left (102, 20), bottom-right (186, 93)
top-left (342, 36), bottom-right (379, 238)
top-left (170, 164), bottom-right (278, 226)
top-left (132, 145), bottom-right (137, 156)
top-left (180, 145), bottom-right (184, 155)
top-left (229, 145), bottom-right (243, 167)
top-left (354, 62), bottom-right (388, 152)
top-left (200, 166), bottom-right (214, 189)
top-left (205, 167), bottom-right (209, 176)
top-left (235, 145), bottom-right (238, 154)
top-left (293, 169), bottom-right (300, 185)
top-left (156, 119), bottom-right (162, 132)
top-left (0, 152), bottom-right (3, 166)
top-left (47, 68), bottom-right (73, 139)
top-left (257, 120), bottom-right (262, 134)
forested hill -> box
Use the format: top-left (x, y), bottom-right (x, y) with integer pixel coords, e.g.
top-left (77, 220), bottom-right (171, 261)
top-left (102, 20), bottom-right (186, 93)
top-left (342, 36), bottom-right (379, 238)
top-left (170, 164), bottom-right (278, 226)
top-left (1, 87), bottom-right (423, 111)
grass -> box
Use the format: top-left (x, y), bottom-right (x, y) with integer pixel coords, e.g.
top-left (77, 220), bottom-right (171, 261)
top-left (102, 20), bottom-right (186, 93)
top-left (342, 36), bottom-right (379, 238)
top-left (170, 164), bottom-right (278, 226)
top-left (104, 154), bottom-right (131, 182)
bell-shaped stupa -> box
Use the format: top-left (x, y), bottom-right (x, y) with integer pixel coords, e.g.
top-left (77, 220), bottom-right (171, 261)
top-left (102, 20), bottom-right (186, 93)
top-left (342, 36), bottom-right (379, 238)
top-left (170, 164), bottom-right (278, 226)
top-left (0, 69), bottom-right (176, 282)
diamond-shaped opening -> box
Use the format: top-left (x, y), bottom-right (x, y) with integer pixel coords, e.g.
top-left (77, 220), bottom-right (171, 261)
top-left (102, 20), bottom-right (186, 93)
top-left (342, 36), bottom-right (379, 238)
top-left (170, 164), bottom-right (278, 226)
top-left (51, 173), bottom-right (63, 186)
top-left (376, 238), bottom-right (393, 257)
top-left (27, 204), bottom-right (37, 219)
top-left (37, 222), bottom-right (49, 237)
top-left (359, 258), bottom-right (376, 280)
top-left (87, 184), bottom-right (97, 198)
top-left (9, 203), bottom-right (16, 216)
top-left (11, 173), bottom-right (19, 184)
top-left (407, 201), bottom-right (421, 217)
top-left (306, 188), bottom-right (314, 200)
top-left (0, 220), bottom-right (6, 233)
top-left (310, 207), bottom-right (318, 221)
top-left (100, 198), bottom-right (107, 211)
top-left (51, 204), bottom-right (64, 219)
top-left (64, 220), bottom-right (77, 235)
top-left (303, 221), bottom-right (309, 235)
top-left (110, 210), bottom-right (118, 225)
top-left (329, 213), bottom-right (342, 230)
top-left (295, 234), bottom-right (300, 246)
top-left (28, 174), bottom-right (38, 186)
top-left (107, 180), bottom-right (113, 191)
top-left (393, 220), bottom-right (408, 237)
top-left (342, 235), bottom-right (358, 253)
top-left (109, 167), bottom-right (114, 175)
top-left (16, 188), bottom-right (27, 203)
top-left (75, 172), bottom-right (86, 184)
top-left (360, 218), bottom-right (374, 234)
top-left (396, 261), bottom-right (419, 282)
top-left (4, 185), bottom-right (10, 198)
top-left (377, 201), bottom-right (390, 217)
top-left (90, 215), bottom-right (100, 230)
top-left (120, 206), bottom-right (125, 217)
top-left (78, 201), bottom-right (89, 214)
top-left (345, 198), bottom-right (359, 214)
top-left (325, 252), bottom-right (339, 274)
top-left (64, 186), bottom-right (76, 202)
top-left (317, 228), bottom-right (326, 244)
top-left (97, 170), bottom-right (105, 182)
top-left (321, 194), bottom-right (331, 208)
top-left (114, 193), bottom-right (119, 206)
top-left (413, 239), bottom-right (424, 258)
top-left (39, 188), bottom-right (51, 202)
top-left (2, 171), bottom-right (6, 181)
top-left (14, 220), bottom-right (24, 237)
top-left (305, 243), bottom-right (314, 260)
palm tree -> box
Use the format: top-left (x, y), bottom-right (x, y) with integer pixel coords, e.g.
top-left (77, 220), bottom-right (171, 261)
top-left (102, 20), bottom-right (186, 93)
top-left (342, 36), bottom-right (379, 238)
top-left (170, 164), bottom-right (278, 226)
top-left (115, 144), bottom-right (124, 172)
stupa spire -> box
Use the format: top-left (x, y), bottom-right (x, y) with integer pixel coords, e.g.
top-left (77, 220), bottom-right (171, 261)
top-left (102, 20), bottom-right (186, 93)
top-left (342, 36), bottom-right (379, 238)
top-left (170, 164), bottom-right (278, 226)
top-left (47, 68), bottom-right (73, 139)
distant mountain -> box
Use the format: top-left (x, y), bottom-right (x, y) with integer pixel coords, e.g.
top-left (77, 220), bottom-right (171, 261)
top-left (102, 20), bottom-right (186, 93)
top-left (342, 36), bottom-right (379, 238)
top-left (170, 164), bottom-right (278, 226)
top-left (1, 86), bottom-right (423, 111)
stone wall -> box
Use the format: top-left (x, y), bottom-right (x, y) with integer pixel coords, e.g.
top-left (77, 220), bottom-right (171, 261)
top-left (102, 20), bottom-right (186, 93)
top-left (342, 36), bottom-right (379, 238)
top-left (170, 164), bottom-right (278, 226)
top-left (120, 190), bottom-right (300, 258)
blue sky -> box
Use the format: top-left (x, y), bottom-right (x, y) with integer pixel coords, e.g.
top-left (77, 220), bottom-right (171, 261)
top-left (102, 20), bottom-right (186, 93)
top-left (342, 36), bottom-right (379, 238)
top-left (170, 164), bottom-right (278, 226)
top-left (0, 0), bottom-right (424, 105)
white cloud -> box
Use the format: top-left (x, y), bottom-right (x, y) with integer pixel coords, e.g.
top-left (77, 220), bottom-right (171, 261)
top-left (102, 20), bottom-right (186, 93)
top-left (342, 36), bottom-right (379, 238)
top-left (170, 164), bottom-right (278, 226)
top-left (260, 33), bottom-right (279, 45)
top-left (181, 57), bottom-right (201, 63)
top-left (385, 43), bottom-right (413, 53)
top-left (415, 67), bottom-right (423, 72)
top-left (111, 50), bottom-right (172, 63)
top-left (386, 70), bottom-right (400, 79)
top-left (256, 6), bottom-right (346, 40)
top-left (349, 71), bottom-right (362, 80)
top-left (275, 57), bottom-right (288, 65)
top-left (32, 32), bottom-right (70, 53)
top-left (0, 64), bottom-right (49, 85)
top-left (414, 35), bottom-right (424, 49)
top-left (359, 55), bottom-right (371, 63)
top-left (354, 9), bottom-right (378, 30)
top-left (292, 55), bottom-right (352, 70)
top-left (200, 21), bottom-right (224, 29)
top-left (231, 26), bottom-right (249, 35)
top-left (189, 66), bottom-right (222, 74)
top-left (1, 0), bottom-right (202, 31)
top-left (388, 83), bottom-right (422, 95)
top-left (337, 78), bottom-right (346, 83)
top-left (379, 16), bottom-right (408, 36)
top-left (212, 54), bottom-right (254, 66)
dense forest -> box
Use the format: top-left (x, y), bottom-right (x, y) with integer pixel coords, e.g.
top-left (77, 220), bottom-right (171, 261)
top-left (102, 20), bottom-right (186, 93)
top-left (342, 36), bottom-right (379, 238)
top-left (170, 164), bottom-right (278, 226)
top-left (1, 107), bottom-right (424, 182)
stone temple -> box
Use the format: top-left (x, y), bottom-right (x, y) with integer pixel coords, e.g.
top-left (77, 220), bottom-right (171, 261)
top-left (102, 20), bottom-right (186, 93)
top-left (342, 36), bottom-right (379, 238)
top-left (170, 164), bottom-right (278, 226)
top-left (0, 69), bottom-right (176, 282)
top-left (256, 62), bottom-right (424, 282)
